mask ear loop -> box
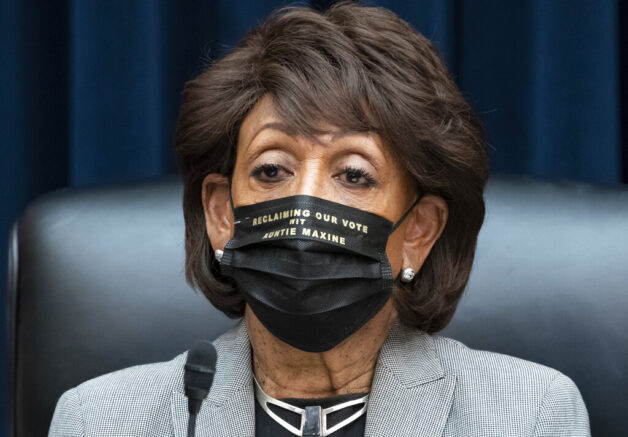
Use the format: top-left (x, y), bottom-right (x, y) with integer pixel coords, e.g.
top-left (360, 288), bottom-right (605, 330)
top-left (390, 192), bottom-right (424, 285)
top-left (391, 191), bottom-right (424, 232)
top-left (226, 173), bottom-right (241, 228)
top-left (227, 173), bottom-right (235, 211)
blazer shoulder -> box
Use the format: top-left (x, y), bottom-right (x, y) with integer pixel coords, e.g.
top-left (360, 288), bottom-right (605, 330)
top-left (432, 334), bottom-right (564, 384)
top-left (431, 335), bottom-right (590, 435)
top-left (49, 323), bottom-right (246, 436)
top-left (49, 352), bottom-right (188, 436)
top-left (73, 320), bottom-right (245, 400)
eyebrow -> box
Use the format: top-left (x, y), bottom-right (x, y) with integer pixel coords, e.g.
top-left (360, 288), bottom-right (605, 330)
top-left (248, 122), bottom-right (366, 146)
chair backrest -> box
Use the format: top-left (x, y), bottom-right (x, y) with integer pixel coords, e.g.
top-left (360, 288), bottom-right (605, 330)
top-left (5, 177), bottom-right (627, 436)
top-left (5, 178), bottom-right (236, 437)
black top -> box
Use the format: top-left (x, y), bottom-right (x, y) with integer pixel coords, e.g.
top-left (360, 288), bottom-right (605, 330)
top-left (255, 392), bottom-right (368, 437)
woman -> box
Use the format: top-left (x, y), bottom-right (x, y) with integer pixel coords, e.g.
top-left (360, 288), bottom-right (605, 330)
top-left (49, 2), bottom-right (589, 436)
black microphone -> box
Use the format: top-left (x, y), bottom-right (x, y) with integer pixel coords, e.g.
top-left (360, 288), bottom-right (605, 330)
top-left (184, 340), bottom-right (217, 437)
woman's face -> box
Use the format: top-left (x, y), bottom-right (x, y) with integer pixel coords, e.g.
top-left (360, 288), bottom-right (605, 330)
top-left (230, 95), bottom-right (420, 276)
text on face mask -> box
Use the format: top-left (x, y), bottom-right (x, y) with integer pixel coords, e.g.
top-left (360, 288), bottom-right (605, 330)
top-left (261, 226), bottom-right (347, 245)
top-left (252, 209), bottom-right (369, 234)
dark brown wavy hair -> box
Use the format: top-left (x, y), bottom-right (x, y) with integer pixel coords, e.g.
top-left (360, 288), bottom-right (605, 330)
top-left (174, 1), bottom-right (489, 333)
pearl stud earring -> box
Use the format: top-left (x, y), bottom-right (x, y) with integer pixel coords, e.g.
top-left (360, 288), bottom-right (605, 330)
top-left (401, 267), bottom-right (415, 283)
top-left (215, 249), bottom-right (224, 263)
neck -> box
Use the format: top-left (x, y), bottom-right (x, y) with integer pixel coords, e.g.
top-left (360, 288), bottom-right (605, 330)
top-left (246, 301), bottom-right (397, 399)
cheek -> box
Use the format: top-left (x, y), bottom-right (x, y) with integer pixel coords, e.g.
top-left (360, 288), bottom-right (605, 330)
top-left (384, 227), bottom-right (405, 275)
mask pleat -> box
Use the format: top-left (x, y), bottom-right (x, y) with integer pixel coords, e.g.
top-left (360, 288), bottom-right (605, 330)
top-left (218, 194), bottom-right (399, 352)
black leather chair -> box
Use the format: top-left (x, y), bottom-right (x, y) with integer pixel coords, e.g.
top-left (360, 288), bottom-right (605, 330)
top-left (5, 177), bottom-right (627, 436)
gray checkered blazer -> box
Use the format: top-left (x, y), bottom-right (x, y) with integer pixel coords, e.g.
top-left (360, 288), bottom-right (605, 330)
top-left (48, 320), bottom-right (590, 436)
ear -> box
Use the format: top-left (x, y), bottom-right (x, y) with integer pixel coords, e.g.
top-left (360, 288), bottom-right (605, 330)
top-left (401, 195), bottom-right (448, 272)
top-left (201, 173), bottom-right (234, 251)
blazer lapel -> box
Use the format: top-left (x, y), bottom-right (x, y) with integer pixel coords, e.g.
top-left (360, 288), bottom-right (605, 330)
top-left (171, 320), bottom-right (256, 437)
top-left (365, 322), bottom-right (456, 437)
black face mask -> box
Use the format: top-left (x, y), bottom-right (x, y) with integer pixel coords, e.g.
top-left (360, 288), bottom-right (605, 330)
top-left (218, 193), bottom-right (421, 352)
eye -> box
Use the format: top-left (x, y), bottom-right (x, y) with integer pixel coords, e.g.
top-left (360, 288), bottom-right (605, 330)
top-left (339, 166), bottom-right (377, 188)
top-left (250, 163), bottom-right (289, 183)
